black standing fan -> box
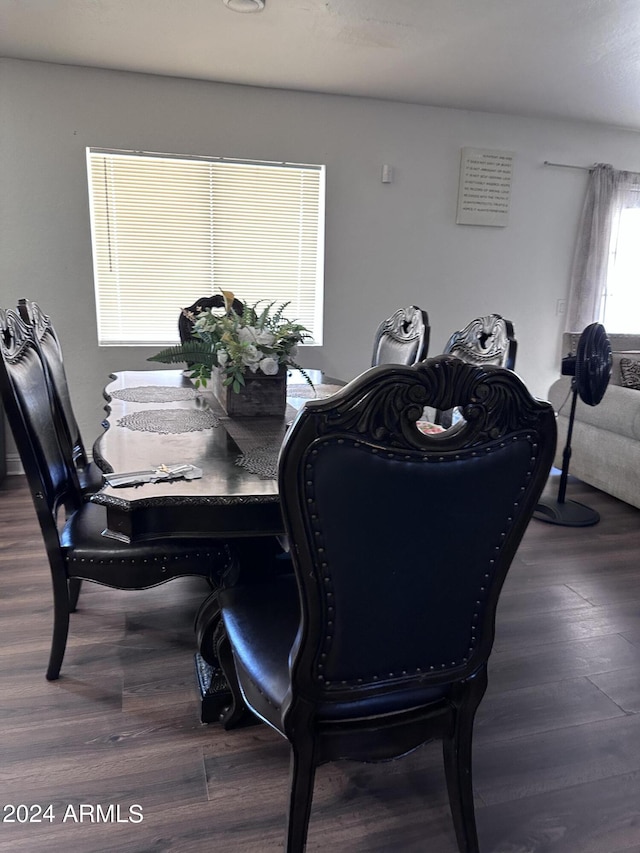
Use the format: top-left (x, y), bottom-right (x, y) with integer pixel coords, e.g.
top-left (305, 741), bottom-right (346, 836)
top-left (534, 322), bottom-right (612, 526)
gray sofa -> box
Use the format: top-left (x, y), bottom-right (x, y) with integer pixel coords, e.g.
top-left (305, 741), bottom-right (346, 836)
top-left (547, 333), bottom-right (640, 510)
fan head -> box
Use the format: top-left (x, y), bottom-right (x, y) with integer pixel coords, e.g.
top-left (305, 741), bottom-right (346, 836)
top-left (575, 323), bottom-right (611, 406)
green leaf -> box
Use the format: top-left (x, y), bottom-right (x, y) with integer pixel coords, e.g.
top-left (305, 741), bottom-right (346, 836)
top-left (288, 362), bottom-right (315, 390)
top-left (147, 342), bottom-right (217, 367)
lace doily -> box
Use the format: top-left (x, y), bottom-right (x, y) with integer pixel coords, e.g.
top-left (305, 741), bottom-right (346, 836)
top-left (117, 408), bottom-right (219, 434)
top-left (287, 383), bottom-right (343, 400)
top-left (110, 385), bottom-right (199, 403)
top-left (235, 445), bottom-right (280, 479)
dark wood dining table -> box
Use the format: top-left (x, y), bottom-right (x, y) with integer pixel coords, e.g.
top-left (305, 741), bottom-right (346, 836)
top-left (91, 366), bottom-right (343, 724)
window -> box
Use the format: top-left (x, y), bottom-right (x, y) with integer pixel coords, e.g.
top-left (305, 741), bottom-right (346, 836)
top-left (603, 205), bottom-right (640, 333)
top-left (567, 164), bottom-right (640, 333)
top-left (87, 148), bottom-right (325, 346)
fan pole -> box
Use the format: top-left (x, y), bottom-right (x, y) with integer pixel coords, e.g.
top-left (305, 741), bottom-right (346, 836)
top-left (556, 384), bottom-right (578, 505)
top-left (533, 381), bottom-right (600, 527)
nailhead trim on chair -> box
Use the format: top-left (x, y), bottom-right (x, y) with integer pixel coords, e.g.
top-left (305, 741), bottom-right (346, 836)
top-left (241, 668), bottom-right (281, 712)
top-left (67, 550), bottom-right (216, 564)
top-left (306, 434), bottom-right (539, 686)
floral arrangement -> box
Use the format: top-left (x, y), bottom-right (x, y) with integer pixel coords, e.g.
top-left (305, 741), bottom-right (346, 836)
top-left (149, 290), bottom-right (312, 392)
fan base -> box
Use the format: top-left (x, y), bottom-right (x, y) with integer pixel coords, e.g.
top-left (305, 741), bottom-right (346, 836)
top-left (533, 499), bottom-right (600, 527)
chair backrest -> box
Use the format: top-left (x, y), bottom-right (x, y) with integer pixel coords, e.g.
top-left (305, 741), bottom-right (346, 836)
top-left (442, 313), bottom-right (517, 370)
top-left (278, 356), bottom-right (555, 710)
top-left (17, 298), bottom-right (87, 467)
top-left (0, 308), bottom-right (81, 544)
top-left (178, 294), bottom-right (245, 345)
top-left (371, 305), bottom-right (430, 367)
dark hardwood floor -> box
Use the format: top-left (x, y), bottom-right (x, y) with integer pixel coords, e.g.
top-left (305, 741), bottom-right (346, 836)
top-left (1, 471), bottom-right (640, 852)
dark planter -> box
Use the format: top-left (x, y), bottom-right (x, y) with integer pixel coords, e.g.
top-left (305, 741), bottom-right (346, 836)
top-left (212, 366), bottom-right (287, 418)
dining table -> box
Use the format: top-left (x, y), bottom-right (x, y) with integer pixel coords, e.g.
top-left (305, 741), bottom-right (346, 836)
top-left (91, 366), bottom-right (344, 725)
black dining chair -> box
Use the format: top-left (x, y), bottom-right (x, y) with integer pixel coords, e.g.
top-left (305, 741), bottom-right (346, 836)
top-left (371, 305), bottom-right (430, 367)
top-left (217, 356), bottom-right (556, 852)
top-left (435, 314), bottom-right (517, 427)
top-left (0, 308), bottom-right (233, 681)
top-left (17, 298), bottom-right (103, 496)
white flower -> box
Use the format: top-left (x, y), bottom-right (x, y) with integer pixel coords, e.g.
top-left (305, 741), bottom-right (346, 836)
top-left (255, 329), bottom-right (276, 347)
top-left (217, 349), bottom-right (228, 366)
top-left (259, 356), bottom-right (279, 376)
top-left (238, 326), bottom-right (276, 348)
top-left (241, 344), bottom-right (260, 369)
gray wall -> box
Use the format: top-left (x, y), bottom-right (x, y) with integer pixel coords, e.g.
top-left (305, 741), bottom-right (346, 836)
top-left (3, 57), bottom-right (640, 467)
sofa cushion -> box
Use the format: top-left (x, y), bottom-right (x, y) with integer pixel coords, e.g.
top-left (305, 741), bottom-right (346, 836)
top-left (611, 351), bottom-right (640, 386)
top-left (620, 357), bottom-right (640, 390)
top-left (548, 377), bottom-right (640, 442)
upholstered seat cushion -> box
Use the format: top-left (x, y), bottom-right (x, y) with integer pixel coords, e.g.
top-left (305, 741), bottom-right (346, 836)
top-left (220, 575), bottom-right (449, 730)
top-left (61, 501), bottom-right (223, 587)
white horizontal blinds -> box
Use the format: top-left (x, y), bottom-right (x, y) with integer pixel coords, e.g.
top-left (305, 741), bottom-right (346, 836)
top-left (88, 149), bottom-right (324, 346)
top-left (90, 153), bottom-right (215, 344)
top-left (210, 162), bottom-right (322, 338)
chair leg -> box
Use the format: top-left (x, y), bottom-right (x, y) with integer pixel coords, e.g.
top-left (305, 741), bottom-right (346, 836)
top-left (46, 572), bottom-right (71, 681)
top-left (285, 739), bottom-right (317, 853)
top-left (68, 578), bottom-right (82, 612)
top-left (442, 666), bottom-right (488, 853)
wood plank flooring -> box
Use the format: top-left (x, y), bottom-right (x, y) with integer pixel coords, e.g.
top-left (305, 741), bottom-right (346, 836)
top-left (1, 472), bottom-right (640, 852)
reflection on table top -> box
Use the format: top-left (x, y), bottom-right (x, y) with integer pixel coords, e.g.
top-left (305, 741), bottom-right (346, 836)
top-left (91, 368), bottom-right (341, 542)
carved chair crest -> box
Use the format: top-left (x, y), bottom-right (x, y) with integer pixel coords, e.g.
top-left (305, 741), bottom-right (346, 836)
top-left (443, 314), bottom-right (516, 370)
top-left (371, 305), bottom-right (429, 367)
top-left (17, 299), bottom-right (50, 342)
top-left (300, 355), bottom-right (552, 451)
top-left (0, 308), bottom-right (32, 364)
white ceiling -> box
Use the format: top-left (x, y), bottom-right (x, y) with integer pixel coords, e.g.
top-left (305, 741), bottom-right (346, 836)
top-left (3, 0), bottom-right (640, 130)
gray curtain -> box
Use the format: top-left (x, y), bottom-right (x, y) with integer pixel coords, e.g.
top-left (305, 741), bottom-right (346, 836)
top-left (566, 164), bottom-right (640, 331)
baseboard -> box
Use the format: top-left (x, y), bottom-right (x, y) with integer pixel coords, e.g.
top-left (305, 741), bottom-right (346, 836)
top-left (5, 453), bottom-right (24, 476)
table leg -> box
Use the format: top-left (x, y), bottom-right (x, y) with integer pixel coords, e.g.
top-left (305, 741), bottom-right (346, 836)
top-left (194, 651), bottom-right (233, 724)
